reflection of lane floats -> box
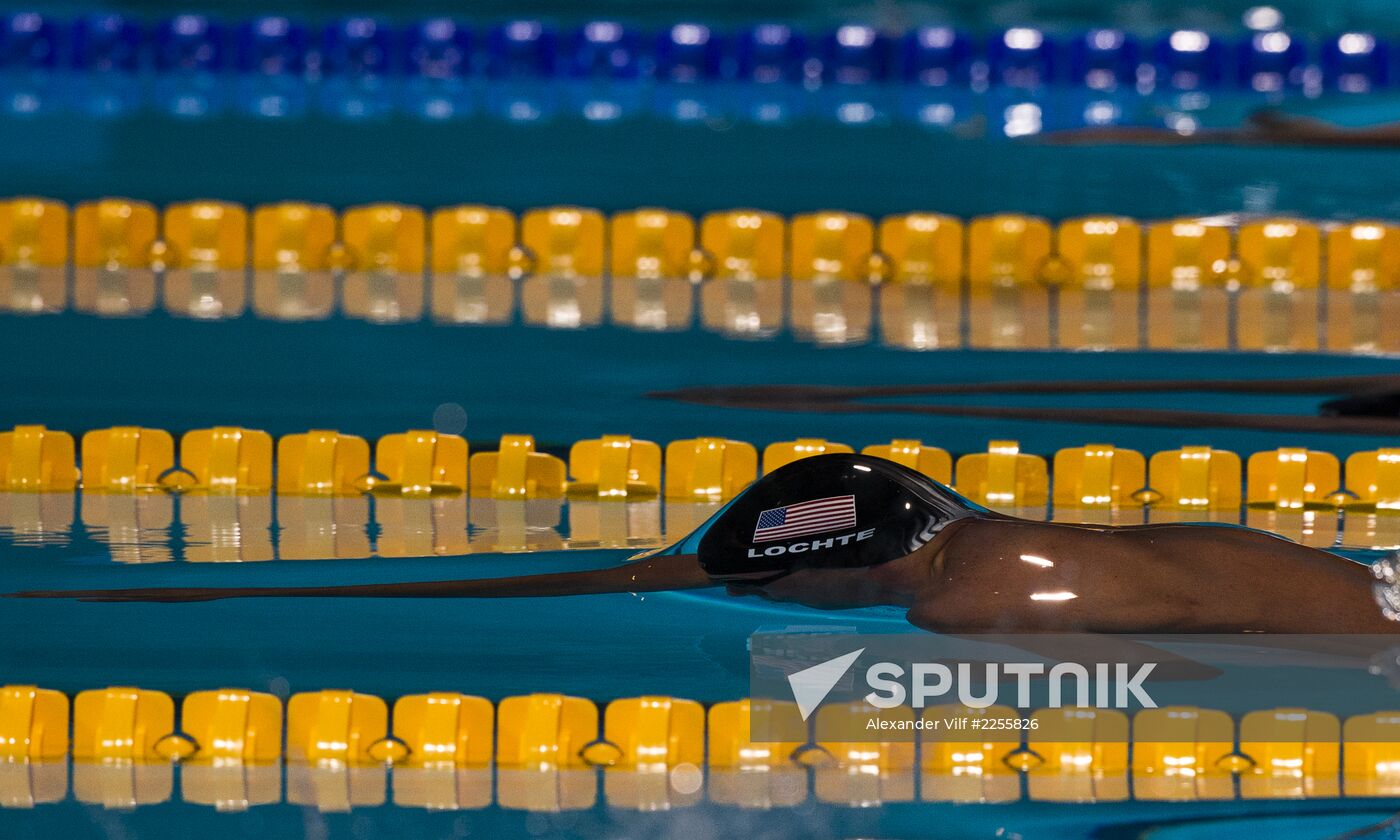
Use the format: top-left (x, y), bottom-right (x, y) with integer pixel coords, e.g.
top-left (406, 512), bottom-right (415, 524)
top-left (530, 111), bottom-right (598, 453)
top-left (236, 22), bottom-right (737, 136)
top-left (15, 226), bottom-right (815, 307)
top-left (19, 758), bottom-right (1400, 811)
top-left (77, 494), bottom-right (683, 563)
top-left (0, 70), bottom-right (1217, 132)
top-left (655, 374), bottom-right (1400, 435)
top-left (0, 492), bottom-right (73, 547)
top-left (11, 492), bottom-right (1400, 558)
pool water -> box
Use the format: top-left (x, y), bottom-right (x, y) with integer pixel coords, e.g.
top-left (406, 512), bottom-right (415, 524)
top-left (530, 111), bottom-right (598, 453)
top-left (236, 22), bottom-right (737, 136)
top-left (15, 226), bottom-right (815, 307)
top-left (3, 314), bottom-right (1400, 837)
top-left (9, 1), bottom-right (1400, 837)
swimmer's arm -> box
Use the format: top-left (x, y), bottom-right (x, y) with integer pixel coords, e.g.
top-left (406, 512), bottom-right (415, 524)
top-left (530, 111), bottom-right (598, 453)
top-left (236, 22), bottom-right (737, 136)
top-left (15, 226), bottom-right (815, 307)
top-left (16, 581), bottom-right (485, 603)
top-left (1042, 110), bottom-right (1400, 148)
top-left (9, 554), bottom-right (717, 603)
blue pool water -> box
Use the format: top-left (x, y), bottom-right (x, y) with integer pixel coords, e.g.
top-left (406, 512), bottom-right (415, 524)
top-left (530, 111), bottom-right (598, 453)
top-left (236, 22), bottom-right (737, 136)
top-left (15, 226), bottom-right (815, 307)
top-left (8, 1), bottom-right (1400, 836)
top-left (2, 315), bottom-right (1400, 837)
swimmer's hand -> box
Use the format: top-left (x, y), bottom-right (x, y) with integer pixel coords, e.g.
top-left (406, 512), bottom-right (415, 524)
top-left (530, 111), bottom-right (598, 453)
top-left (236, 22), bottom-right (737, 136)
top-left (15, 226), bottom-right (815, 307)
top-left (11, 587), bottom-right (249, 603)
top-left (6, 554), bottom-right (717, 603)
top-left (1040, 109), bottom-right (1400, 149)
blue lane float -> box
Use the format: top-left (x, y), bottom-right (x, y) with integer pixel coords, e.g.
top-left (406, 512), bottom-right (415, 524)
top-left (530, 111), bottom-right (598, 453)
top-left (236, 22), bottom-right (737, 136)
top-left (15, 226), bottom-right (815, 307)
top-left (0, 11), bottom-right (1393, 95)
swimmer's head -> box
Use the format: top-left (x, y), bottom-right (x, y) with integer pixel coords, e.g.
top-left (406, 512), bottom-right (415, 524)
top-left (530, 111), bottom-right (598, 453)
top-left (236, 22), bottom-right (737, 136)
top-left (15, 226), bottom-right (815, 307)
top-left (661, 453), bottom-right (988, 583)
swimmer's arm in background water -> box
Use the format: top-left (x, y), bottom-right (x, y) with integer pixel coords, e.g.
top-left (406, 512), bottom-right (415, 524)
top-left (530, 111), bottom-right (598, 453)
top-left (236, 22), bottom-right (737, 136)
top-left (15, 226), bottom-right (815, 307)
top-left (8, 553), bottom-right (718, 603)
top-left (1042, 109), bottom-right (1400, 147)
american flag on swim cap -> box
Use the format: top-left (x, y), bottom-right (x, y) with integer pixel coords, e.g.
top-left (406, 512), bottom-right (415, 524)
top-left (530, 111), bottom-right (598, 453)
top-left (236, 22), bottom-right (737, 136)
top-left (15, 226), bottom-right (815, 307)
top-left (752, 495), bottom-right (857, 543)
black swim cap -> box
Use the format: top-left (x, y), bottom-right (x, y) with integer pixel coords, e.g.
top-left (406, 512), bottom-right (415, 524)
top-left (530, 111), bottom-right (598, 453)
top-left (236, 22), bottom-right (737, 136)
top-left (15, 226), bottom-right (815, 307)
top-left (681, 453), bottom-right (987, 582)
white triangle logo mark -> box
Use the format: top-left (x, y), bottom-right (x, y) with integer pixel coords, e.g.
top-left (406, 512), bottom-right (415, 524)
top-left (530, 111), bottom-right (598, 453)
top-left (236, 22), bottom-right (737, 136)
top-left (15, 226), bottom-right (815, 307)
top-left (786, 648), bottom-right (865, 721)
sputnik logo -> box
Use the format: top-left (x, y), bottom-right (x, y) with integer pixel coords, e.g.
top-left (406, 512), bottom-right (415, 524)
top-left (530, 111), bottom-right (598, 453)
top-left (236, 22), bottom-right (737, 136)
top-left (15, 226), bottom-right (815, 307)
top-left (786, 648), bottom-right (864, 721)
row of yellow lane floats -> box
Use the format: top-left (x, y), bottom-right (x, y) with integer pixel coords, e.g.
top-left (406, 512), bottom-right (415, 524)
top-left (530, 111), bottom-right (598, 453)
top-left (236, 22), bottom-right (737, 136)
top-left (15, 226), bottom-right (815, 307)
top-left (4, 684), bottom-right (1400, 810)
top-left (4, 424), bottom-right (1399, 510)
top-left (2, 427), bottom-right (1399, 554)
top-left (1, 198), bottom-right (1397, 352)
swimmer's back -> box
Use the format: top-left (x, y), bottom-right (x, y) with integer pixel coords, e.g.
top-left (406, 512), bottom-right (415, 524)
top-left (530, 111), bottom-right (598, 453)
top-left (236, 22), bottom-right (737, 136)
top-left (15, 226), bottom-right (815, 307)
top-left (916, 518), bottom-right (1383, 634)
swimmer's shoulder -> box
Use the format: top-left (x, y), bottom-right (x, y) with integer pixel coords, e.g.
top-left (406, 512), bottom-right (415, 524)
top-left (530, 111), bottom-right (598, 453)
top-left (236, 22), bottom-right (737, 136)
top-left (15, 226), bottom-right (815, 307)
top-left (1101, 521), bottom-right (1298, 551)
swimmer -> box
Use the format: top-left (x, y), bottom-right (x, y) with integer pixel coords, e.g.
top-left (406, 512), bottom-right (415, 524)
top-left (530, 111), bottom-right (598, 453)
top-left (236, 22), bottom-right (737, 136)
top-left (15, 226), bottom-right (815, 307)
top-left (13, 454), bottom-right (1397, 634)
top-left (1043, 108), bottom-right (1400, 148)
